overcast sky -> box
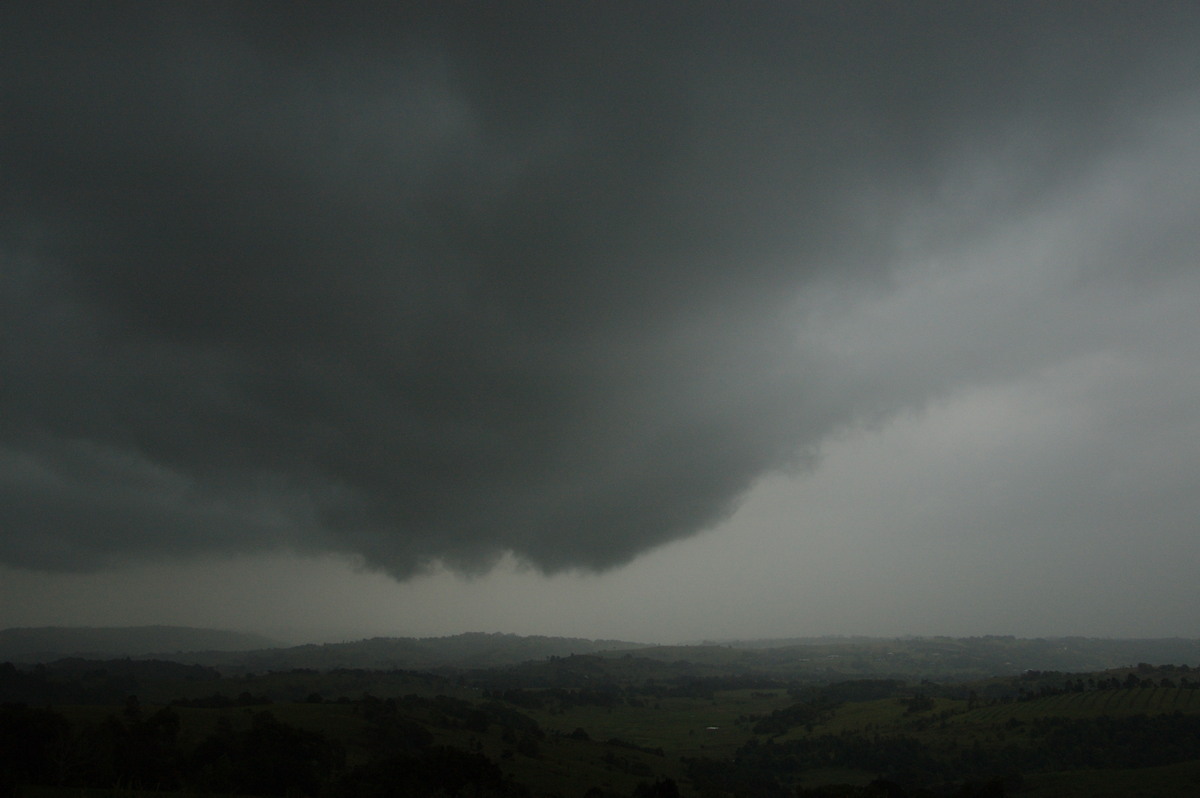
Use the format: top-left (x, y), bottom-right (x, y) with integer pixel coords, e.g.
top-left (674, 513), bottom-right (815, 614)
top-left (3, 2), bottom-right (1199, 644)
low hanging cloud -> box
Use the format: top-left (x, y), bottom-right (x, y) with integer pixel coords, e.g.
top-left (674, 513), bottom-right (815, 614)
top-left (2, 3), bottom-right (1199, 577)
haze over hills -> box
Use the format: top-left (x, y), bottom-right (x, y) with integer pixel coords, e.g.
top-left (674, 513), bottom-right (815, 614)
top-left (0, 626), bottom-right (649, 670)
top-left (4, 627), bottom-right (1200, 682)
top-left (176, 632), bottom-right (653, 673)
top-left (602, 637), bottom-right (1200, 679)
top-left (0, 626), bottom-right (279, 662)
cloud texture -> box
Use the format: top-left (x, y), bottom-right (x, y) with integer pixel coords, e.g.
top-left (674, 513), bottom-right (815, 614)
top-left (3, 2), bottom-right (1199, 579)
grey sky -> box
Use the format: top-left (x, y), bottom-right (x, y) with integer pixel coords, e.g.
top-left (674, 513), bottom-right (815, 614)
top-left (2, 2), bottom-right (1199, 642)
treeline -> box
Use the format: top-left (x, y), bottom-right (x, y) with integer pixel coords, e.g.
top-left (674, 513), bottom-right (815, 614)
top-left (483, 686), bottom-right (625, 711)
top-left (481, 679), bottom-right (776, 713)
top-left (171, 691), bottom-right (272, 708)
top-left (1012, 668), bottom-right (1200, 703)
top-left (481, 674), bottom-right (795, 708)
top-left (473, 654), bottom-right (796, 693)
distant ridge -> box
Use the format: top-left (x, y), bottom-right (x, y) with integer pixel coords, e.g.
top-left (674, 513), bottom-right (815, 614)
top-left (177, 632), bottom-right (652, 672)
top-left (8, 629), bottom-right (1196, 678)
top-left (0, 626), bottom-right (279, 662)
top-left (0, 627), bottom-right (652, 670)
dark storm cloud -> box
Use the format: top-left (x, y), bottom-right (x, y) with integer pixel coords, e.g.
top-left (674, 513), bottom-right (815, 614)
top-left (3, 2), bottom-right (1198, 575)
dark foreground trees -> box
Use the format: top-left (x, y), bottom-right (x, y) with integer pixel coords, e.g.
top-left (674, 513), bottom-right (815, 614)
top-left (0, 701), bottom-right (533, 797)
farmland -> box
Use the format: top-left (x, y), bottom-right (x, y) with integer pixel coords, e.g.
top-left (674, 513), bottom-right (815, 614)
top-left (4, 637), bottom-right (1200, 796)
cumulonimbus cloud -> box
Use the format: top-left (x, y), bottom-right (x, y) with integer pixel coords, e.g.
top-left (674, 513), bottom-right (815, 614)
top-left (2, 2), bottom-right (1198, 576)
